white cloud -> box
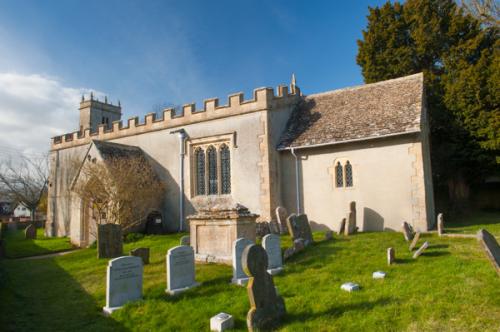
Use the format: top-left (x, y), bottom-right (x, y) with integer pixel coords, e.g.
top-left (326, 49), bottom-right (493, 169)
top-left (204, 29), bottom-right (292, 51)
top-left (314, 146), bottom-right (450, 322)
top-left (0, 73), bottom-right (102, 156)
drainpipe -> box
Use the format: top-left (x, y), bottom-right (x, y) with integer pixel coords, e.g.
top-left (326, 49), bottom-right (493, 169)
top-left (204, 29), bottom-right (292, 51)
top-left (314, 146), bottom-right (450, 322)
top-left (170, 129), bottom-right (187, 232)
top-left (290, 147), bottom-right (301, 214)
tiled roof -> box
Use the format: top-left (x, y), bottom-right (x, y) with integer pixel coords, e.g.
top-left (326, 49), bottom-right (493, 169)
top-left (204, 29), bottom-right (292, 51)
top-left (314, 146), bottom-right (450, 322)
top-left (277, 73), bottom-right (424, 150)
top-left (92, 140), bottom-right (144, 160)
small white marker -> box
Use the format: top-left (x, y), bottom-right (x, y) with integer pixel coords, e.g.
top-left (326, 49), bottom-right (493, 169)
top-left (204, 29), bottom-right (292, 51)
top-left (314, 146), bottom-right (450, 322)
top-left (341, 282), bottom-right (360, 292)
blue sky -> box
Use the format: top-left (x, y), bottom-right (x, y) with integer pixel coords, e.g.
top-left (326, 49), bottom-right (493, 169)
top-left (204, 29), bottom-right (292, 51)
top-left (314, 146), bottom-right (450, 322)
top-left (0, 0), bottom-right (386, 153)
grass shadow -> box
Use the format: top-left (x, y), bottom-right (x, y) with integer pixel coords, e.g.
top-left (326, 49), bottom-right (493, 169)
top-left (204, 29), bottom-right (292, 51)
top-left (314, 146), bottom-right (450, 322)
top-left (430, 244), bottom-right (449, 249)
top-left (421, 251), bottom-right (450, 257)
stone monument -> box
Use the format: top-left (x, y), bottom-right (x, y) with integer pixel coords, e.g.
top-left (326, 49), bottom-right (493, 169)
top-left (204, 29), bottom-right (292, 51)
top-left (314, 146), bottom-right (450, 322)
top-left (412, 241), bottom-right (429, 259)
top-left (286, 214), bottom-right (313, 246)
top-left (180, 235), bottom-right (190, 246)
top-left (130, 247), bottom-right (150, 265)
top-left (232, 237), bottom-right (254, 285)
top-left (275, 206), bottom-right (288, 234)
top-left (338, 218), bottom-right (346, 235)
top-left (103, 256), bottom-right (143, 315)
top-left (409, 232), bottom-right (421, 251)
top-left (477, 229), bottom-right (500, 276)
top-left (188, 203), bottom-right (257, 264)
top-left (242, 244), bottom-right (286, 331)
top-left (437, 213), bottom-right (444, 236)
top-left (401, 222), bottom-right (414, 242)
top-left (345, 201), bottom-right (357, 235)
top-left (166, 245), bottom-right (199, 295)
top-left (262, 234), bottom-right (283, 275)
top-left (97, 224), bottom-right (123, 259)
top-left (387, 247), bottom-right (395, 265)
top-left (25, 224), bottom-right (36, 239)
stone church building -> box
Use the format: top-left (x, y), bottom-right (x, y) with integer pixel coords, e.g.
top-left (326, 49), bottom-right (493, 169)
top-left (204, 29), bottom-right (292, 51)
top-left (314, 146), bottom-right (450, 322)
top-left (46, 73), bottom-right (434, 246)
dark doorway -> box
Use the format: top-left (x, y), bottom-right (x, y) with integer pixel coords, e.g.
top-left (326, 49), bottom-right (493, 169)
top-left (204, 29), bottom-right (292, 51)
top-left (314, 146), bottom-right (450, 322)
top-left (145, 211), bottom-right (164, 234)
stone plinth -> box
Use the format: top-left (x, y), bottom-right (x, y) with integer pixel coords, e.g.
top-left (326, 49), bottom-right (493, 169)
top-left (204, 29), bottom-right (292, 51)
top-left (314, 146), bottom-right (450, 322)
top-left (188, 204), bottom-right (258, 265)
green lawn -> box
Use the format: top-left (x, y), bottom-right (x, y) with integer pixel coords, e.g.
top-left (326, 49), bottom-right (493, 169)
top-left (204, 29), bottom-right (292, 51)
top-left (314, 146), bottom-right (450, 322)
top-left (2, 228), bottom-right (74, 258)
top-left (0, 212), bottom-right (499, 331)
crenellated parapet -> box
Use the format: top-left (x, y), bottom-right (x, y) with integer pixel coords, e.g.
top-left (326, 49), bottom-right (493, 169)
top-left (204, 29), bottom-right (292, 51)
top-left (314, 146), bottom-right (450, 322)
top-left (51, 84), bottom-right (301, 150)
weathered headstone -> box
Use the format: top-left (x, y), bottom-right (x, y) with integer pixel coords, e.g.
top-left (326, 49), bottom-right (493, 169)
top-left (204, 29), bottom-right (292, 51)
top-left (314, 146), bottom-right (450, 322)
top-left (345, 201), bottom-right (357, 235)
top-left (340, 282), bottom-right (359, 292)
top-left (409, 232), bottom-right (421, 251)
top-left (256, 222), bottom-right (271, 238)
top-left (130, 247), bottom-right (150, 265)
top-left (324, 230), bottom-right (333, 241)
top-left (387, 247), bottom-right (395, 265)
top-left (401, 222), bottom-right (414, 242)
top-left (102, 256), bottom-right (143, 315)
top-left (412, 241), bottom-right (429, 259)
top-left (97, 224), bottom-right (123, 259)
top-left (166, 245), bottom-right (198, 294)
top-left (283, 247), bottom-right (295, 261)
top-left (373, 271), bottom-right (386, 279)
top-left (232, 238), bottom-right (254, 285)
top-left (269, 220), bottom-right (280, 235)
top-left (286, 214), bottom-right (313, 246)
top-left (476, 229), bottom-right (500, 276)
top-left (180, 235), bottom-right (190, 246)
top-left (338, 218), bottom-right (346, 235)
top-left (293, 238), bottom-right (305, 252)
top-left (210, 312), bottom-right (234, 332)
top-left (275, 206), bottom-right (288, 234)
top-left (242, 244), bottom-right (286, 332)
top-left (25, 224), bottom-right (36, 239)
top-left (437, 213), bottom-right (444, 236)
top-left (262, 234), bottom-right (283, 275)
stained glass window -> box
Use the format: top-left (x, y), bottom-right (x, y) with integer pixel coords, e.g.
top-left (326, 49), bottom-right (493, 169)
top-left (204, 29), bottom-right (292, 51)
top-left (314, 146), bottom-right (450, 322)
top-left (208, 145), bottom-right (218, 195)
top-left (195, 148), bottom-right (205, 195)
top-left (335, 162), bottom-right (343, 187)
top-left (345, 161), bottom-right (353, 187)
top-left (220, 144), bottom-right (231, 194)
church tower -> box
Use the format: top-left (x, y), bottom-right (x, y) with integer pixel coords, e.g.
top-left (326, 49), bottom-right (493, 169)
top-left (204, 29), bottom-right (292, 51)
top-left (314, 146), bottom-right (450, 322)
top-left (79, 93), bottom-right (122, 133)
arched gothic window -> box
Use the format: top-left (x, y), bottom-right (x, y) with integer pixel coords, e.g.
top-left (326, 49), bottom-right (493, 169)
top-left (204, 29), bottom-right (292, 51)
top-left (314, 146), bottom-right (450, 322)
top-left (207, 146), bottom-right (218, 195)
top-left (345, 161), bottom-right (353, 187)
top-left (220, 144), bottom-right (231, 194)
top-left (195, 148), bottom-right (205, 195)
top-left (335, 162), bottom-right (343, 188)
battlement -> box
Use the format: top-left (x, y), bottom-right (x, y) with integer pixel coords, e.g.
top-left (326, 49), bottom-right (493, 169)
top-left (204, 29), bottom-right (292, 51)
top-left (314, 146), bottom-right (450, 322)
top-left (51, 83), bottom-right (301, 150)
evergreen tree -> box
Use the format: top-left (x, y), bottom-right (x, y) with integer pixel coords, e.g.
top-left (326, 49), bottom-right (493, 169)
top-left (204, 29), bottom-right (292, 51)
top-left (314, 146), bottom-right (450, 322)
top-left (357, 0), bottom-right (499, 206)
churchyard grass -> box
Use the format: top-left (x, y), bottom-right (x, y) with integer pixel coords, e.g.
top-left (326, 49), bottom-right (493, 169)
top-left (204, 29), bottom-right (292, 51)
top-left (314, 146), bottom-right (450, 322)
top-left (2, 228), bottom-right (73, 258)
top-left (0, 212), bottom-right (499, 331)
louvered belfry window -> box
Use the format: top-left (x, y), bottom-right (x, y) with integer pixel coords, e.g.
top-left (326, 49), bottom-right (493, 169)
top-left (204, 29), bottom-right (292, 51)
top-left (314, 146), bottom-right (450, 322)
top-left (220, 144), bottom-right (231, 194)
top-left (207, 145), bottom-right (218, 195)
top-left (195, 148), bottom-right (205, 195)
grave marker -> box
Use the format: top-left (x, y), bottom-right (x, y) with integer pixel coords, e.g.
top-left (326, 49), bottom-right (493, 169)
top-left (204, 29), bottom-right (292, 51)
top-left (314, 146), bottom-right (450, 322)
top-left (387, 247), bottom-right (395, 265)
top-left (345, 202), bottom-right (357, 235)
top-left (286, 214), bottom-right (313, 246)
top-left (477, 229), bottom-right (500, 276)
top-left (437, 213), bottom-right (444, 236)
top-left (130, 247), bottom-right (150, 265)
top-left (242, 244), bottom-right (286, 332)
top-left (262, 234), bottom-right (283, 275)
top-left (210, 313), bottom-right (234, 332)
top-left (166, 245), bottom-right (199, 295)
top-left (275, 206), bottom-right (288, 234)
top-left (180, 235), bottom-right (190, 246)
top-left (97, 224), bottom-right (123, 259)
top-left (25, 224), bottom-right (36, 239)
top-left (338, 218), bottom-right (346, 235)
top-left (102, 256), bottom-right (143, 315)
top-left (412, 241), bottom-right (429, 259)
top-left (232, 238), bottom-right (253, 285)
top-left (401, 222), bottom-right (414, 242)
top-left (409, 232), bottom-right (421, 251)
top-left (324, 230), bottom-right (333, 241)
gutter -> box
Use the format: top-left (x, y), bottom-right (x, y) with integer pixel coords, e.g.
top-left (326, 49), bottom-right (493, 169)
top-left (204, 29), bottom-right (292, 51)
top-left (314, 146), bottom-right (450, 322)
top-left (290, 147), bottom-right (301, 214)
top-left (170, 129), bottom-right (187, 232)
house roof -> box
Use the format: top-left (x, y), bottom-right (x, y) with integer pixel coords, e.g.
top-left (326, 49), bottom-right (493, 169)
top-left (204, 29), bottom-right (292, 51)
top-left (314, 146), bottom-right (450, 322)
top-left (92, 140), bottom-right (144, 160)
top-left (277, 73), bottom-right (424, 150)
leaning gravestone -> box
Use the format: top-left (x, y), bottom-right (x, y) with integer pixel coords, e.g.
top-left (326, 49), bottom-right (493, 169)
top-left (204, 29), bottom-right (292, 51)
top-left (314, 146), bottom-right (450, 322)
top-left (102, 256), bottom-right (143, 315)
top-left (476, 229), bottom-right (500, 276)
top-left (437, 213), bottom-right (444, 236)
top-left (232, 238), bottom-right (254, 285)
top-left (275, 206), bottom-right (288, 234)
top-left (25, 224), bottom-right (36, 239)
top-left (401, 222), bottom-right (414, 242)
top-left (387, 247), bottom-right (395, 265)
top-left (130, 247), bottom-right (150, 265)
top-left (338, 218), bottom-right (346, 235)
top-left (180, 235), bottom-right (190, 246)
top-left (262, 234), bottom-right (283, 275)
top-left (409, 232), bottom-right (421, 251)
top-left (98, 224), bottom-right (123, 259)
top-left (242, 244), bottom-right (286, 332)
top-left (269, 221), bottom-right (280, 235)
top-left (413, 241), bottom-right (429, 259)
top-left (286, 214), bottom-right (313, 246)
top-left (166, 245), bottom-right (199, 295)
top-left (345, 201), bottom-right (357, 235)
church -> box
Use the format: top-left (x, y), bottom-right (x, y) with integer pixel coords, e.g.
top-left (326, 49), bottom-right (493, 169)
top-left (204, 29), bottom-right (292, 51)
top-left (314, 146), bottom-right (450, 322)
top-left (46, 73), bottom-right (435, 247)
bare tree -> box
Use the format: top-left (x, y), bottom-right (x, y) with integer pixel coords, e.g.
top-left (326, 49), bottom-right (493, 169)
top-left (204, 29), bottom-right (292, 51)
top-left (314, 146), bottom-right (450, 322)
top-left (461, 0), bottom-right (500, 27)
top-left (0, 154), bottom-right (49, 221)
top-left (72, 154), bottom-right (164, 235)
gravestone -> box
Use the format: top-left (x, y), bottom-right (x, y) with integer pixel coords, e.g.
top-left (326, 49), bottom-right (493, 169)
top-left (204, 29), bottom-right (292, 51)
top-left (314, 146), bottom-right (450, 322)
top-left (232, 238), bottom-right (254, 285)
top-left (166, 245), bottom-right (199, 295)
top-left (97, 224), bottom-right (123, 259)
top-left (256, 222), bottom-right (271, 238)
top-left (338, 218), bottom-right (346, 235)
top-left (242, 244), bottom-right (286, 331)
top-left (286, 214), bottom-right (313, 246)
top-left (324, 230), bottom-right (333, 241)
top-left (401, 222), bottom-right (414, 242)
top-left (275, 206), bottom-right (288, 234)
top-left (130, 247), bottom-right (150, 265)
top-left (345, 201), bottom-right (357, 235)
top-left (387, 247), bottom-right (395, 265)
top-left (102, 256), bottom-right (143, 315)
top-left (409, 232), bottom-right (421, 251)
top-left (476, 229), bottom-right (500, 276)
top-left (373, 271), bottom-right (386, 279)
top-left (269, 221), bottom-right (280, 235)
top-left (341, 282), bottom-right (359, 292)
top-left (283, 247), bottom-right (295, 261)
top-left (210, 312), bottom-right (234, 332)
top-left (293, 238), bottom-right (305, 252)
top-left (25, 224), bottom-right (36, 239)
top-left (180, 235), bottom-right (190, 246)
top-left (412, 241), bottom-right (429, 259)
top-left (262, 234), bottom-right (283, 275)
top-left (437, 213), bottom-right (444, 236)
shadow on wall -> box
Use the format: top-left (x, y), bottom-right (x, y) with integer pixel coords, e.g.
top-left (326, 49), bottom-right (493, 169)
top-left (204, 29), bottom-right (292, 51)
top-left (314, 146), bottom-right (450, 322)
top-left (363, 207), bottom-right (385, 232)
